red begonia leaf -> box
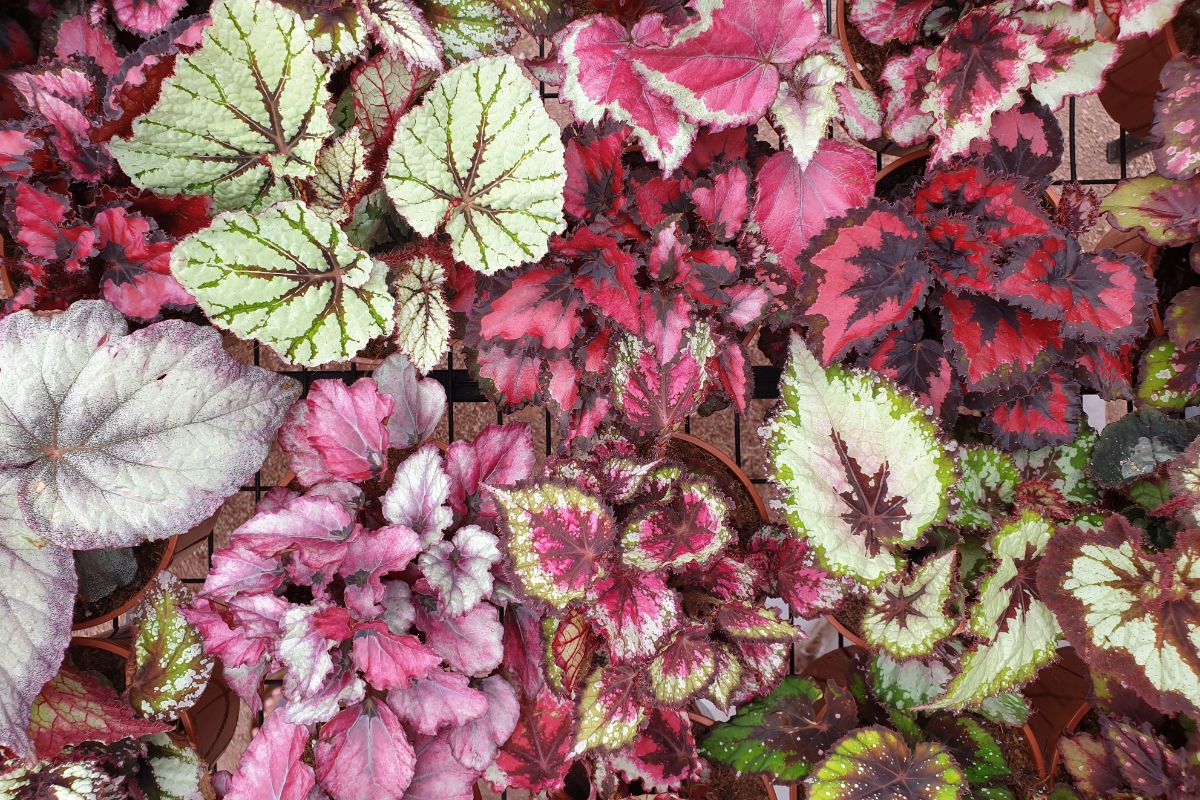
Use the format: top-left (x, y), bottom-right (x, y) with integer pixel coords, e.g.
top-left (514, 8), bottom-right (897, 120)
top-left (401, 733), bottom-right (479, 800)
top-left (1073, 341), bottom-right (1135, 401)
top-left (610, 708), bottom-right (701, 792)
top-left (748, 529), bottom-right (843, 618)
top-left (223, 712), bottom-right (315, 800)
top-left (564, 121), bottom-right (628, 220)
top-left (473, 347), bottom-right (543, 407)
top-left (969, 95), bottom-right (1064, 189)
top-left (850, 0), bottom-right (936, 45)
top-left (610, 324), bottom-right (715, 436)
top-left (913, 164), bottom-right (1054, 243)
top-left (9, 65), bottom-right (106, 181)
top-left (351, 52), bottom-right (427, 177)
top-left (476, 263), bottom-right (581, 352)
top-left (978, 371), bottom-right (1081, 450)
top-left (234, 493), bottom-right (355, 587)
top-left (53, 16), bottom-right (123, 76)
top-left (921, 212), bottom-right (998, 294)
top-left (689, 163), bottom-right (749, 240)
top-left (387, 667), bottom-right (488, 735)
top-left (861, 320), bottom-right (962, 423)
top-left (558, 227), bottom-right (641, 333)
top-left (444, 422), bottom-right (536, 521)
top-left (939, 291), bottom-right (1063, 392)
top-left (489, 691), bottom-right (577, 795)
top-left (6, 182), bottom-right (96, 273)
top-left (633, 172), bottom-right (687, 229)
top-left (314, 698), bottom-right (415, 800)
top-left (501, 604), bottom-right (545, 698)
top-left (548, 609), bottom-right (599, 695)
top-left (584, 568), bottom-right (681, 661)
top-left (681, 553), bottom-right (759, 602)
top-left (94, 205), bottom-right (193, 321)
top-left (799, 199), bottom-right (932, 365)
top-left (753, 140), bottom-right (875, 284)
top-left (280, 378), bottom-right (393, 486)
top-left (1056, 183), bottom-right (1103, 238)
top-left (0, 126), bottom-right (49, 183)
top-left (352, 620), bottom-right (441, 689)
top-left (29, 665), bottom-right (170, 759)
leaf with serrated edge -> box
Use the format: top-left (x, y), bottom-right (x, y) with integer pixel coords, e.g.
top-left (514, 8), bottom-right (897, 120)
top-left (809, 726), bottom-right (966, 800)
top-left (109, 0), bottom-right (333, 211)
top-left (359, 0), bottom-right (443, 70)
top-left (312, 129), bottom-right (370, 222)
top-left (171, 200), bottom-right (395, 367)
top-left (764, 333), bottom-right (955, 585)
top-left (29, 666), bottom-right (171, 759)
top-left (573, 664), bottom-right (644, 754)
top-left (952, 447), bottom-right (1019, 529)
top-left (384, 55), bottom-right (566, 274)
top-left (129, 572), bottom-right (214, 721)
top-left (863, 551), bottom-right (958, 659)
top-left (393, 254), bottom-right (450, 374)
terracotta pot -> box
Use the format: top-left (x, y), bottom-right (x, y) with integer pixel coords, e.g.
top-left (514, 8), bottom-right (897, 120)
top-left (667, 433), bottom-right (770, 524)
top-left (73, 535), bottom-right (178, 631)
top-left (1021, 647), bottom-right (1091, 781)
top-left (874, 147), bottom-right (931, 199)
top-left (68, 635), bottom-right (241, 764)
top-left (1094, 3), bottom-right (1179, 135)
top-left (169, 513), bottom-right (220, 568)
top-left (823, 612), bottom-right (869, 649)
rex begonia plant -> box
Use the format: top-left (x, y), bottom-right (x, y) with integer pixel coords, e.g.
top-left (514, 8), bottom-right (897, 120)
top-left (795, 115), bottom-right (1154, 450)
top-left (484, 430), bottom-right (842, 796)
top-left (184, 354), bottom-right (535, 800)
top-left (0, 299), bottom-right (297, 760)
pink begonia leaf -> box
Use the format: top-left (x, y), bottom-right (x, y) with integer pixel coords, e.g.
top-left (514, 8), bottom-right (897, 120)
top-left (1017, 4), bottom-right (1116, 113)
top-left (682, 125), bottom-right (752, 175)
top-left (223, 657), bottom-right (270, 715)
top-left (881, 46), bottom-right (935, 147)
top-left (645, 625), bottom-right (718, 707)
top-left (381, 445), bottom-right (452, 548)
top-left (202, 545), bottom-right (284, 602)
top-left (448, 675), bottom-right (520, 770)
top-left (632, 0), bottom-right (823, 127)
top-left (559, 14), bottom-right (695, 173)
top-left (406, 733), bottom-right (479, 800)
top-left (584, 569), bottom-right (682, 661)
top-left (501, 604), bottom-right (545, 698)
top-left (444, 423), bottom-right (536, 520)
top-left (969, 96), bottom-right (1064, 188)
top-left (223, 712), bottom-right (316, 800)
top-left (282, 665), bottom-right (366, 727)
top-left (559, 228), bottom-right (641, 334)
top-left (474, 346), bottom-right (543, 407)
top-left (339, 524), bottom-right (422, 618)
top-left (770, 54), bottom-right (858, 170)
top-left (564, 121), bottom-right (628, 220)
top-left (850, 0), bottom-right (936, 45)
top-left (281, 378), bottom-right (393, 486)
top-left (476, 262), bottom-right (583, 352)
top-left (279, 606), bottom-right (353, 700)
top-left (610, 325), bottom-right (714, 436)
top-left (690, 163), bottom-right (749, 240)
top-left (386, 668), bottom-right (489, 735)
top-left (111, 0), bottom-right (188, 36)
top-left (753, 140), bottom-right (875, 284)
top-left (181, 593), bottom-right (285, 669)
top-left (372, 353), bottom-right (446, 448)
top-left (8, 66), bottom-right (107, 181)
top-left (730, 640), bottom-right (790, 705)
top-left (622, 479), bottom-right (732, 572)
top-left (414, 593), bottom-right (504, 677)
top-left (748, 529), bottom-right (843, 618)
top-left (54, 16), bottom-right (123, 75)
top-left (28, 665), bottom-right (170, 760)
top-left (314, 698), bottom-right (414, 800)
top-left (716, 601), bottom-right (798, 643)
top-left (714, 336), bottom-right (752, 414)
top-left (681, 553), bottom-right (759, 602)
top-left (94, 205), bottom-right (194, 321)
top-left (1153, 54), bottom-right (1200, 180)
top-left (610, 708), bottom-right (700, 792)
top-left (351, 620), bottom-right (442, 690)
top-left (6, 183), bottom-right (96, 273)
top-left (234, 493), bottom-right (355, 587)
top-left (419, 524), bottom-right (500, 616)
top-left (0, 126), bottom-right (47, 184)
top-left (488, 691), bottom-right (576, 794)
top-left (382, 579), bottom-right (416, 633)
top-left (923, 8), bottom-right (1041, 162)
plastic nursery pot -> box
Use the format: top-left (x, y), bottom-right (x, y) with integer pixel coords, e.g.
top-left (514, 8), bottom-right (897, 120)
top-left (68, 635), bottom-right (242, 764)
top-left (1094, 1), bottom-right (1180, 136)
top-left (72, 535), bottom-right (178, 632)
top-left (665, 433), bottom-right (770, 528)
top-left (1020, 647), bottom-right (1091, 781)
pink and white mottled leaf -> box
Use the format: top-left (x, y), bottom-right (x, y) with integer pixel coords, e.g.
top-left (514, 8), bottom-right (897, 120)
top-left (584, 569), bottom-right (681, 661)
top-left (386, 668), bottom-right (488, 735)
top-left (112, 0), bottom-right (187, 35)
top-left (1017, 4), bottom-right (1116, 112)
top-left (419, 524), bottom-right (500, 616)
top-left (1153, 54), bottom-right (1200, 180)
top-left (279, 605), bottom-right (353, 701)
top-left (610, 324), bottom-right (716, 436)
top-left (235, 493), bottom-right (356, 586)
top-left (881, 46), bottom-right (934, 147)
top-left (339, 525), bottom-right (422, 618)
top-left (574, 663), bottom-right (645, 754)
top-left (314, 698), bottom-right (414, 800)
top-left (223, 712), bottom-right (316, 800)
top-left (444, 423), bottom-right (536, 521)
top-left (850, 0), bottom-right (936, 45)
top-left (647, 625), bottom-right (717, 706)
top-left (406, 734), bottom-right (479, 800)
top-left (372, 354), bottom-right (446, 448)
top-left (621, 479), bottom-right (732, 571)
top-left (382, 445), bottom-right (452, 548)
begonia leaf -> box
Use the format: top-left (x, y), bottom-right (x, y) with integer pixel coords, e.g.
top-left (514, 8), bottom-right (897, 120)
top-left (881, 47), bottom-right (935, 147)
top-left (223, 712), bottom-right (316, 800)
top-left (808, 727), bottom-right (965, 800)
top-left (647, 624), bottom-right (717, 706)
top-left (406, 733), bottom-right (479, 800)
top-left (1089, 408), bottom-right (1200, 488)
top-left (413, 593), bottom-right (504, 676)
top-left (426, 0), bottom-right (519, 64)
top-left (487, 690), bottom-right (576, 795)
top-left (128, 572), bottom-right (213, 722)
top-left (93, 205), bottom-right (194, 323)
top-left (1153, 54), bottom-right (1200, 180)
top-left (546, 610), bottom-right (598, 695)
top-left (1105, 0), bottom-right (1186, 40)
top-left (29, 666), bottom-right (170, 760)
top-left (584, 568), bottom-right (681, 661)
top-left (573, 663), bottom-right (644, 754)
top-left (352, 620), bottom-right (441, 689)
top-left (863, 551), bottom-right (958, 659)
top-left (357, 0), bottom-right (443, 70)
top-left (392, 252), bottom-right (451, 375)
top-left (0, 300), bottom-right (298, 548)
top-left (850, 0), bottom-right (935, 45)
top-left (384, 55), bottom-right (566, 274)
top-left (382, 445), bottom-right (453, 548)
top-left (1101, 174), bottom-right (1200, 247)
top-left (969, 97), bottom-right (1064, 189)
top-left (109, 0), bottom-right (333, 211)
top-left (171, 201), bottom-right (395, 367)
top-left (6, 182), bottom-right (97, 274)
top-left (610, 707), bottom-right (701, 792)
top-left (386, 668), bottom-right (488, 735)
top-left (621, 479), bottom-right (731, 571)
top-left (859, 322), bottom-right (961, 423)
top-left (951, 447), bottom-right (1019, 530)
top-left (764, 333), bottom-right (955, 584)
top-left (444, 422), bottom-right (536, 520)
top-left (938, 291), bottom-right (1063, 393)
top-left (311, 129), bottom-right (371, 223)
top-left (419, 524), bottom-right (500, 616)
top-left (350, 52), bottom-right (427, 168)
top-left (447, 674), bottom-right (519, 770)
top-left (976, 371), bottom-right (1081, 452)
top-left (373, 354), bottom-right (447, 448)
top-left (281, 378), bottom-right (393, 487)
top-left (112, 0), bottom-right (188, 35)
top-left (314, 698), bottom-right (414, 800)
top-left (563, 122), bottom-right (628, 221)
top-left (1017, 4), bottom-right (1116, 112)
top-left (610, 324), bottom-right (716, 436)
top-left (279, 605), bottom-right (353, 701)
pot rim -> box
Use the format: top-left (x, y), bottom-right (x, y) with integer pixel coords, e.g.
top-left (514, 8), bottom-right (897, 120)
top-left (72, 535), bottom-right (178, 632)
top-left (670, 432), bottom-right (770, 524)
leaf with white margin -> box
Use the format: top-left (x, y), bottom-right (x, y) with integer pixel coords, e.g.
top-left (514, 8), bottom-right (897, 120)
top-left (393, 253), bottom-right (451, 374)
top-left (109, 0), bottom-right (333, 211)
top-left (384, 55), bottom-right (566, 274)
top-left (129, 571), bottom-right (214, 722)
top-left (426, 0), bottom-right (519, 65)
top-left (0, 470), bottom-right (76, 759)
top-left (1016, 4), bottom-right (1117, 112)
top-left (359, 0), bottom-right (444, 70)
top-left (418, 524), bottom-right (500, 616)
top-left (312, 129), bottom-right (371, 222)
top-left (373, 353), bottom-right (447, 447)
top-left (171, 200), bottom-right (395, 367)
top-left (862, 551), bottom-right (958, 659)
top-left (382, 445), bottom-right (452, 548)
top-left (1039, 514), bottom-right (1200, 717)
top-left (869, 652), bottom-right (952, 711)
top-left (763, 333), bottom-right (956, 585)
top-left (0, 300), bottom-right (299, 548)
top-left (926, 512), bottom-right (1059, 710)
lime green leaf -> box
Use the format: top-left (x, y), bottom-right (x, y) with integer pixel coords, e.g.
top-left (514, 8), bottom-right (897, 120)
top-left (171, 200), bottom-right (395, 366)
top-left (109, 0), bottom-right (333, 211)
top-left (809, 727), bottom-right (965, 800)
top-left (869, 652), bottom-right (951, 712)
top-left (1013, 425), bottom-right (1100, 506)
top-left (129, 572), bottom-right (213, 722)
top-left (862, 551), bottom-right (959, 659)
top-left (426, 0), bottom-right (519, 64)
top-left (384, 55), bottom-right (566, 274)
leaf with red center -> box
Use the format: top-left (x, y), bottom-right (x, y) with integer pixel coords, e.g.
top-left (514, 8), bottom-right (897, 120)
top-left (977, 371), bottom-right (1080, 451)
top-left (809, 727), bottom-right (966, 797)
top-left (351, 620), bottom-right (441, 690)
top-left (6, 183), bottom-right (96, 273)
top-left (9, 65), bottom-right (106, 181)
top-left (488, 691), bottom-right (576, 795)
top-left (631, 0), bottom-right (823, 127)
top-left (280, 378), bottom-right (393, 486)
top-left (29, 665), bottom-right (170, 759)
top-left (647, 624), bottom-right (717, 706)
top-left (690, 163), bottom-right (749, 240)
top-left (968, 97), bottom-right (1064, 189)
top-left (1101, 174), bottom-right (1200, 247)
top-left (564, 122), bottom-right (628, 220)
top-left (0, 127), bottom-right (48, 184)
top-left (381, 445), bottom-right (451, 549)
top-left (1153, 54), bottom-right (1200, 180)
top-left (799, 199), bottom-right (932, 365)
top-left (849, 0), bottom-right (936, 45)
top-left (922, 213), bottom-right (999, 293)
top-left (881, 47), bottom-right (935, 147)
top-left (863, 551), bottom-right (958, 659)
top-left (558, 227), bottom-right (641, 333)
top-left (939, 291), bottom-right (1063, 392)
top-left (413, 594), bottom-right (504, 677)
top-left (93, 205), bottom-right (194, 322)
top-left (223, 712), bottom-right (316, 800)
top-left (914, 164), bottom-right (1054, 243)
top-left (753, 141), bottom-right (876, 284)
top-left (542, 610), bottom-right (596, 696)
top-left (559, 14), bottom-right (695, 172)
top-left (351, 52), bottom-right (427, 176)
top-left (477, 263), bottom-right (582, 352)
top-left (716, 601), bottom-right (796, 643)
top-left (444, 422), bottom-right (536, 521)
top-left (922, 8), bottom-right (1040, 161)
top-left (995, 234), bottom-right (1154, 346)
top-left (610, 324), bottom-right (716, 437)
top-left (234, 493), bottom-right (356, 586)
top-left (611, 708), bottom-right (701, 792)
top-left (574, 663), bottom-right (646, 754)
top-left (314, 698), bottom-right (415, 800)
top-left (584, 568), bottom-right (681, 661)
top-left (53, 16), bottom-right (122, 76)
top-left (1074, 341), bottom-right (1135, 401)
top-left (701, 677), bottom-right (858, 782)
top-left (633, 172), bottom-right (688, 228)
top-left (1039, 516), bottom-right (1200, 717)
top-left (622, 479), bottom-right (732, 571)
top-left (861, 321), bottom-right (961, 423)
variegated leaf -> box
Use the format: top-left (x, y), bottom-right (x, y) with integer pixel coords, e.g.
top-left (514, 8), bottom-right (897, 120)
top-left (392, 253), bottom-right (451, 374)
top-left (862, 551), bottom-right (958, 659)
top-left (129, 571), bottom-right (214, 721)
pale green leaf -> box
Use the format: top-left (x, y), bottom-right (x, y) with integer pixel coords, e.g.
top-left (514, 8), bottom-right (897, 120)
top-left (129, 572), bottom-right (214, 722)
top-left (392, 253), bottom-right (450, 374)
top-left (312, 129), bottom-right (371, 222)
top-left (426, 0), bottom-right (519, 65)
top-left (862, 551), bottom-right (959, 659)
top-left (384, 55), bottom-right (567, 274)
top-left (361, 0), bottom-right (444, 70)
top-left (952, 447), bottom-right (1019, 530)
top-left (171, 200), bottom-right (395, 366)
top-left (109, 0), bottom-right (333, 211)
